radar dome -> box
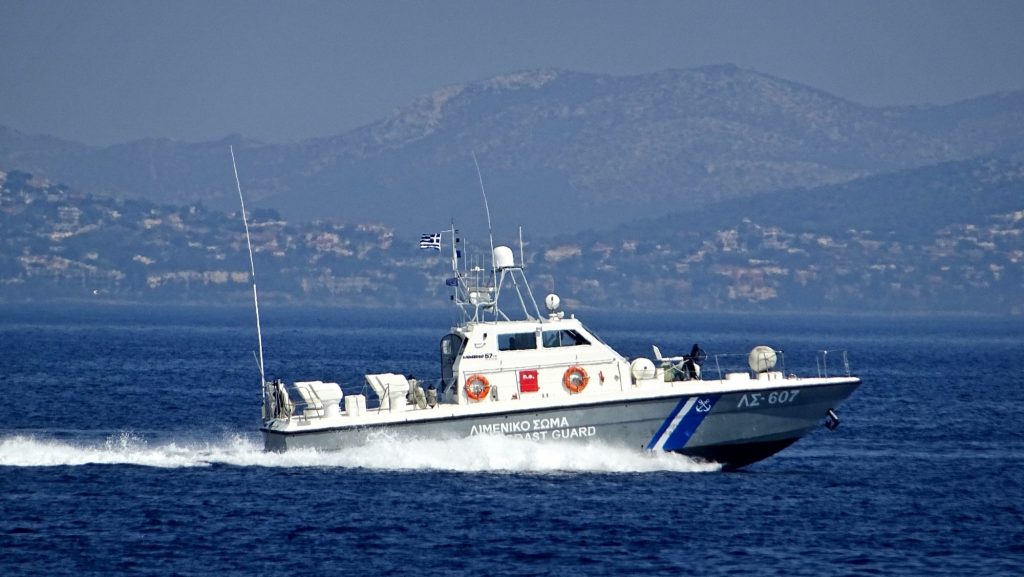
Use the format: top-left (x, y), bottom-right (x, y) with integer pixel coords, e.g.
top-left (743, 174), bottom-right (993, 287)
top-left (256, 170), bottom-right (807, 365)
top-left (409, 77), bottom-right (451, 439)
top-left (748, 346), bottom-right (778, 373)
top-left (545, 293), bottom-right (560, 311)
top-left (493, 246), bottom-right (515, 269)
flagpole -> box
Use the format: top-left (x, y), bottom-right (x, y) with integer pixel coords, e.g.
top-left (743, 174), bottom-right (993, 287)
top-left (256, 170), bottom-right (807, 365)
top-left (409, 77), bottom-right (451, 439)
top-left (449, 221), bottom-right (459, 280)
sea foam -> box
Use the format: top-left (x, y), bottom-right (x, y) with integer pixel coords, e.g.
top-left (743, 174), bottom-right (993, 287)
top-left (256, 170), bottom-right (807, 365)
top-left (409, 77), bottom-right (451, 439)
top-left (0, 430), bottom-right (718, 473)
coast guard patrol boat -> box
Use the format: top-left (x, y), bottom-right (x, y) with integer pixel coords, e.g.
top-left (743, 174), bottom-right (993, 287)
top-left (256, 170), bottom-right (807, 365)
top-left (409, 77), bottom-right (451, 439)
top-left (259, 227), bottom-right (861, 469)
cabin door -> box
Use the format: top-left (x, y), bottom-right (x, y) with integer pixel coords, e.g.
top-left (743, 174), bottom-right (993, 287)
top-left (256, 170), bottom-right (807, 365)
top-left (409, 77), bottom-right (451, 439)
top-left (439, 333), bottom-right (466, 393)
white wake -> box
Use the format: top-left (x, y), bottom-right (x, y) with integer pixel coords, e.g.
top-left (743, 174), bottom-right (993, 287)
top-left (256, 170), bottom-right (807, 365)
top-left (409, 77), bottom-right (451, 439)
top-left (0, 431), bottom-right (718, 473)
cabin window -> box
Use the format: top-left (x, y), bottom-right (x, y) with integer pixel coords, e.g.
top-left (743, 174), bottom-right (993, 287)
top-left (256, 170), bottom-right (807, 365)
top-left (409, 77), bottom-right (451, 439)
top-left (498, 332), bottom-right (537, 351)
top-left (541, 329), bottom-right (590, 348)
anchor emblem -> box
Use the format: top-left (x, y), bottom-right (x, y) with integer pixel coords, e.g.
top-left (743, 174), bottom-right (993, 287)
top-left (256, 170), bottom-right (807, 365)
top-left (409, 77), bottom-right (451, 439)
top-left (695, 398), bottom-right (713, 413)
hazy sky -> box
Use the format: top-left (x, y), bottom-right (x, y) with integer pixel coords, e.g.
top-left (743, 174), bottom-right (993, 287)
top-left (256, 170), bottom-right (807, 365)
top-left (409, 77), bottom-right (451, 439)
top-left (2, 0), bottom-right (1022, 146)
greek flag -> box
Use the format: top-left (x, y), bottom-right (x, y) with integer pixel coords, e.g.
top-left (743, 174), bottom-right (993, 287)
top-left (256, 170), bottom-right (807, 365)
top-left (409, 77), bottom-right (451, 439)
top-left (419, 233), bottom-right (441, 250)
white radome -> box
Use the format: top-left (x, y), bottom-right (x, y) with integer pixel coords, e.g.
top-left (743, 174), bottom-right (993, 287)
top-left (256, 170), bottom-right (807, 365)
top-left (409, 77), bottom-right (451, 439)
top-left (493, 246), bottom-right (515, 269)
top-left (545, 293), bottom-right (560, 312)
top-left (748, 345), bottom-right (778, 373)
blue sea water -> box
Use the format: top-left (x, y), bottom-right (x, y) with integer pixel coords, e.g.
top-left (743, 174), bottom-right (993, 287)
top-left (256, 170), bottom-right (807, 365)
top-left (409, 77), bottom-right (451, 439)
top-left (1, 304), bottom-right (1022, 576)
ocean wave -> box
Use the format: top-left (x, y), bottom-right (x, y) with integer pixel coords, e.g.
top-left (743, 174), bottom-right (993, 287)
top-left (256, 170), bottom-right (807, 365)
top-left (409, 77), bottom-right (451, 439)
top-left (0, 430), bottom-right (718, 473)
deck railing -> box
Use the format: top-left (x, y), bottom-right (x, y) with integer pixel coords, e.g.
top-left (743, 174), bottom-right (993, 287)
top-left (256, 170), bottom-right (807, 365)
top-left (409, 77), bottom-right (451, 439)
top-left (704, 350), bottom-right (787, 381)
top-left (684, 349), bottom-right (853, 381)
top-left (815, 350), bottom-right (851, 378)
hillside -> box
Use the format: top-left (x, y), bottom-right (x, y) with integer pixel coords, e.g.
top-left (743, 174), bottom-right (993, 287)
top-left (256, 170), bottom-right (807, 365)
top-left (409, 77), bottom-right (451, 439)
top-left (3, 159), bottom-right (1021, 314)
top-left (544, 158), bottom-right (1024, 313)
top-left (2, 66), bottom-right (1022, 233)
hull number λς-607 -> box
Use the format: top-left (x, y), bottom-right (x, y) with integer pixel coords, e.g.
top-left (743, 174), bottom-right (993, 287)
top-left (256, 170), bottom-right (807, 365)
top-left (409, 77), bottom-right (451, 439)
top-left (736, 389), bottom-right (800, 408)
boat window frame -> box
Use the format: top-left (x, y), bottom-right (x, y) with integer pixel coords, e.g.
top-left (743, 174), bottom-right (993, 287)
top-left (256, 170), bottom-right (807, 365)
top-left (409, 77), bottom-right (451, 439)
top-left (497, 331), bottom-right (538, 351)
top-left (541, 328), bottom-right (591, 349)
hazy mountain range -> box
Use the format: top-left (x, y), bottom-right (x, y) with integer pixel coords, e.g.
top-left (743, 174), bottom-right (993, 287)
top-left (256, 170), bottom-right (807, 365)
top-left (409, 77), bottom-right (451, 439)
top-left (2, 65), bottom-right (1022, 234)
top-left (1, 65), bottom-right (1022, 313)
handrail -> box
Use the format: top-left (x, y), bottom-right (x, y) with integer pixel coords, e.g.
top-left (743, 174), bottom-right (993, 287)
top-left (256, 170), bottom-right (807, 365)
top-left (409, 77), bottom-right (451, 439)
top-left (290, 384), bottom-right (333, 420)
top-left (700, 349), bottom-right (854, 381)
top-left (816, 350), bottom-right (852, 378)
top-left (706, 351), bottom-right (787, 381)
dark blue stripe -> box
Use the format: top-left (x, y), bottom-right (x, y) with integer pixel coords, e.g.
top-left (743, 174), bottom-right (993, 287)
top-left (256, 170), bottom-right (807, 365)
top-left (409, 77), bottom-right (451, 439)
top-left (645, 397), bottom-right (689, 450)
top-left (661, 395), bottom-right (721, 452)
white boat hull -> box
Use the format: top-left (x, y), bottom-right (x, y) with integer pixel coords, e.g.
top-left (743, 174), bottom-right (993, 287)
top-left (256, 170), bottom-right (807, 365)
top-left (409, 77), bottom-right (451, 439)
top-left (263, 377), bottom-right (859, 469)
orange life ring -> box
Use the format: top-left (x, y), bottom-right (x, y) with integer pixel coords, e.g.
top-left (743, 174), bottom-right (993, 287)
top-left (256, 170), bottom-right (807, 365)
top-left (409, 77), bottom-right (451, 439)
top-left (465, 374), bottom-right (491, 401)
top-left (563, 366), bottom-right (589, 393)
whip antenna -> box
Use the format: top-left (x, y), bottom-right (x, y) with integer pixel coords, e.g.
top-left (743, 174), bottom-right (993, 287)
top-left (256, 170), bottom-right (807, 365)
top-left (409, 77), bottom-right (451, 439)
top-left (230, 145), bottom-right (265, 385)
top-left (471, 152), bottom-right (498, 310)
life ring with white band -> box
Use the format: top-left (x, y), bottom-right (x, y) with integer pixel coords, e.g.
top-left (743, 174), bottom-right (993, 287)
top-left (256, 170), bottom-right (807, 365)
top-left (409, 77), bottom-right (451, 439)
top-left (465, 374), bottom-right (491, 401)
top-left (563, 366), bottom-right (589, 393)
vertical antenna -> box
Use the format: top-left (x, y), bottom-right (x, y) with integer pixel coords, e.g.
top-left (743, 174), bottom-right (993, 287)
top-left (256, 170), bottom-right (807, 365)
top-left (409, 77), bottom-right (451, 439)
top-left (519, 226), bottom-right (525, 268)
top-left (230, 146), bottom-right (265, 385)
top-left (471, 152), bottom-right (497, 314)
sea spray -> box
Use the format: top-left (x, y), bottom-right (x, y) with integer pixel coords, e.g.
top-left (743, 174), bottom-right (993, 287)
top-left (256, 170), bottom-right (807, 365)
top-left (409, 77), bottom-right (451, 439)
top-left (0, 431), bottom-right (718, 473)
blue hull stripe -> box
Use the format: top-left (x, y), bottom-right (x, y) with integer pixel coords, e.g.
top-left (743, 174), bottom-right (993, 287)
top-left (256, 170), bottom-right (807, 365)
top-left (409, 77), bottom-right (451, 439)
top-left (645, 397), bottom-right (690, 450)
top-left (647, 395), bottom-right (722, 452)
